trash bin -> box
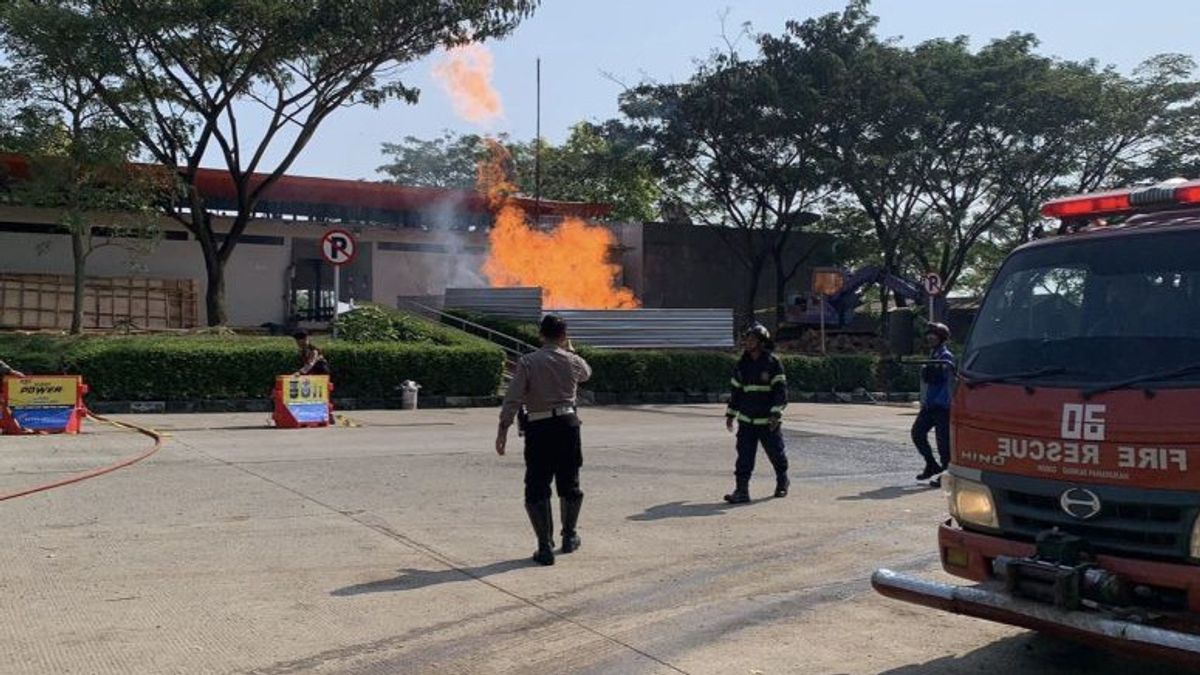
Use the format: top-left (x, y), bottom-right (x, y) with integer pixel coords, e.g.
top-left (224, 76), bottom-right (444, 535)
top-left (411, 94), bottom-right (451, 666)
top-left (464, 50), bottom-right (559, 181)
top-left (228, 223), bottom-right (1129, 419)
top-left (400, 380), bottom-right (421, 410)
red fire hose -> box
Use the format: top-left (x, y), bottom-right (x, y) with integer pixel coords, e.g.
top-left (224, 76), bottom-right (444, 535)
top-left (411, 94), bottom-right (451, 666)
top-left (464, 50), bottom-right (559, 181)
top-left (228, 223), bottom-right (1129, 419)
top-left (0, 410), bottom-right (165, 502)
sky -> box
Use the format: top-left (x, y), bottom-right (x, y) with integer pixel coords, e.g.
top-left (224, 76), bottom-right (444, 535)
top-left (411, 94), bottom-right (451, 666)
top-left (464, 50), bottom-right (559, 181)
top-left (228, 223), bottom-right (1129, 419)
top-left (239, 0), bottom-right (1200, 181)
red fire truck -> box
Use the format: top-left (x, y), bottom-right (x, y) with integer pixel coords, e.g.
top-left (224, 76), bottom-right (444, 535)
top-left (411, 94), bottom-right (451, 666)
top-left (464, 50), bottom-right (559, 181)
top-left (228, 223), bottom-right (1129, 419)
top-left (874, 179), bottom-right (1200, 665)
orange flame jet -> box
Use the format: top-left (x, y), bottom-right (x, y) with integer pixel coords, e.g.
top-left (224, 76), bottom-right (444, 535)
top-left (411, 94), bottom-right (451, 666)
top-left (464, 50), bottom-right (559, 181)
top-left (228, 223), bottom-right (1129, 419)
top-left (433, 44), bottom-right (503, 124)
top-left (476, 141), bottom-right (638, 309)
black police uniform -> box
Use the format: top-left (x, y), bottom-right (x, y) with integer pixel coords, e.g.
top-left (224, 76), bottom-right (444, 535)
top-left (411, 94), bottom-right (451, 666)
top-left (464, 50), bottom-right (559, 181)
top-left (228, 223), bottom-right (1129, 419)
top-left (500, 345), bottom-right (592, 565)
top-left (725, 349), bottom-right (789, 501)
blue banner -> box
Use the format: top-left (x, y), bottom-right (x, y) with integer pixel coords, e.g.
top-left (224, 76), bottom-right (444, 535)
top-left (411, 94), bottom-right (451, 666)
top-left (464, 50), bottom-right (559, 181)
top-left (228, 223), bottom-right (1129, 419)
top-left (11, 406), bottom-right (74, 431)
top-left (288, 403), bottom-right (329, 425)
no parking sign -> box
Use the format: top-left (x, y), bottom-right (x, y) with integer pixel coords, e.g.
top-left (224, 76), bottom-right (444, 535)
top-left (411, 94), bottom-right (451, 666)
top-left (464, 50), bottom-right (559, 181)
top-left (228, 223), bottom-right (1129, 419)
top-left (922, 272), bottom-right (943, 297)
top-left (320, 229), bottom-right (357, 338)
top-left (321, 229), bottom-right (357, 266)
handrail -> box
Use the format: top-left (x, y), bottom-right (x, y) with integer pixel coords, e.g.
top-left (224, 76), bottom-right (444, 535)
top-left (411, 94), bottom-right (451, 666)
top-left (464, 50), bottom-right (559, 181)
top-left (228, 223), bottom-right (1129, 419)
top-left (402, 300), bottom-right (539, 360)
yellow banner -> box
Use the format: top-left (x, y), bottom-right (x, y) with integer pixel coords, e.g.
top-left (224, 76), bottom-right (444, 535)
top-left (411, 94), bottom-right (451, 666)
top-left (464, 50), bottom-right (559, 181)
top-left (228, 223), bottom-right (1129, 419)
top-left (279, 375), bottom-right (330, 405)
top-left (7, 376), bottom-right (79, 407)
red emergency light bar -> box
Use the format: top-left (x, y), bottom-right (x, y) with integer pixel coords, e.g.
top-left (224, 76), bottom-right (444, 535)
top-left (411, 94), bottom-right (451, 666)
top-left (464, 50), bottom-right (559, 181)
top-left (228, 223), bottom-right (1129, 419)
top-left (1041, 179), bottom-right (1200, 220)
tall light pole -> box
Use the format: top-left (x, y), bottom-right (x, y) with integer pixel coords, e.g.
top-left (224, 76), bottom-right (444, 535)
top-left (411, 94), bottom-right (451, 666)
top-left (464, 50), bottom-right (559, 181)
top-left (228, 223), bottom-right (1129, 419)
top-left (535, 57), bottom-right (542, 225)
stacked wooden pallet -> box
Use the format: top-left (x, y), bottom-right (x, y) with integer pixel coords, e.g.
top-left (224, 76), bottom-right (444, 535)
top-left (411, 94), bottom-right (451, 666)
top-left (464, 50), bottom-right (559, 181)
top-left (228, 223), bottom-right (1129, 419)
top-left (0, 273), bottom-right (198, 330)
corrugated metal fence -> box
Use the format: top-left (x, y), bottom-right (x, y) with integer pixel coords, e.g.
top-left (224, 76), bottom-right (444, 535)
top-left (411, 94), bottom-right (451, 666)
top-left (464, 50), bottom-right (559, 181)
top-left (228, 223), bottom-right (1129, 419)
top-left (555, 309), bottom-right (734, 349)
top-left (440, 287), bottom-right (734, 348)
top-left (444, 287), bottom-right (542, 322)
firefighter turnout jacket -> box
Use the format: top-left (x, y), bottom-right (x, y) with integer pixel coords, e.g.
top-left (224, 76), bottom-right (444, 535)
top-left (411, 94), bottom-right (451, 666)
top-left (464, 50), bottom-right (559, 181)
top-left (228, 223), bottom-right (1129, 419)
top-left (726, 351), bottom-right (788, 425)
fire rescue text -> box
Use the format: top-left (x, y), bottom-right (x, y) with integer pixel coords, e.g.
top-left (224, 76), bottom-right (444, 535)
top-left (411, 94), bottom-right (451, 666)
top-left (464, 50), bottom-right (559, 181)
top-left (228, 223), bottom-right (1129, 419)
top-left (957, 437), bottom-right (1189, 472)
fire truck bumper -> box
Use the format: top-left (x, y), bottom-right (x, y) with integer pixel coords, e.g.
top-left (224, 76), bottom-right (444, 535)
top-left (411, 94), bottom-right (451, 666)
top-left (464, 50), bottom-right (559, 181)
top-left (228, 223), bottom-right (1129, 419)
top-left (872, 568), bottom-right (1200, 666)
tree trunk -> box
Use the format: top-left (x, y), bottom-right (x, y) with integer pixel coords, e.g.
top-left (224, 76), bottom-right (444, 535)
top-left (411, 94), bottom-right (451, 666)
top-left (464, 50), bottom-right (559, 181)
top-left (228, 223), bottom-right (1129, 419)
top-left (879, 249), bottom-right (897, 333)
top-left (204, 252), bottom-right (227, 327)
top-left (190, 206), bottom-right (228, 327)
top-left (741, 255), bottom-right (766, 328)
top-left (773, 247), bottom-right (787, 326)
top-left (879, 282), bottom-right (890, 334)
top-left (70, 231), bottom-right (86, 335)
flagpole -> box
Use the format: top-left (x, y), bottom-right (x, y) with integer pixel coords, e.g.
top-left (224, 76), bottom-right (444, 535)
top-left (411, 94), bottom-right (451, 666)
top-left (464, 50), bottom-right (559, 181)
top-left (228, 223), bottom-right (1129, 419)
top-left (535, 56), bottom-right (542, 225)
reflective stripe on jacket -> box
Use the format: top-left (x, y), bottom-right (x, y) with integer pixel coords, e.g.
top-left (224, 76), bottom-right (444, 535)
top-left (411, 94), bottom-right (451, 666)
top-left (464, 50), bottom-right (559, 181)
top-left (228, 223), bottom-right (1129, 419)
top-left (727, 351), bottom-right (787, 425)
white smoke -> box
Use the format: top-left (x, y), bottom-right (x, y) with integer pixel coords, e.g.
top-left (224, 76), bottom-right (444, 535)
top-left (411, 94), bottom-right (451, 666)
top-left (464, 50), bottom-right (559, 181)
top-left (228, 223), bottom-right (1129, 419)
top-left (426, 194), bottom-right (487, 289)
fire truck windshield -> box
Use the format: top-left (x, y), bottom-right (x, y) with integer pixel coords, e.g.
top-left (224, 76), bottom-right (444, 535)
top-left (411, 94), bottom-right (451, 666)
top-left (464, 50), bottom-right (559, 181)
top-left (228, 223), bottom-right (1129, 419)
top-left (964, 229), bottom-right (1200, 387)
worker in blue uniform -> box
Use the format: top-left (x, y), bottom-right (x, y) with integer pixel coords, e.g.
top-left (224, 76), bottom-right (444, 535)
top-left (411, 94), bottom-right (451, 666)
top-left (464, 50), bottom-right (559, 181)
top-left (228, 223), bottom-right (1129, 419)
top-left (913, 322), bottom-right (955, 487)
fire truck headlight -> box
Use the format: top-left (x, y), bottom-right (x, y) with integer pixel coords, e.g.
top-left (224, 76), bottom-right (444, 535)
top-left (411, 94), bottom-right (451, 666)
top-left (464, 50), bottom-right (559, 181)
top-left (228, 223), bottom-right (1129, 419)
top-left (945, 474), bottom-right (999, 529)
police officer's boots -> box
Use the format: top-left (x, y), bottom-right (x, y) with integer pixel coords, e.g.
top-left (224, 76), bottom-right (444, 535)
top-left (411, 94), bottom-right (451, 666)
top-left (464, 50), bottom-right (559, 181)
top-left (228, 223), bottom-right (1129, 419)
top-left (774, 473), bottom-right (790, 498)
top-left (560, 496), bottom-right (583, 554)
top-left (723, 478), bottom-right (750, 504)
top-left (525, 500), bottom-right (555, 566)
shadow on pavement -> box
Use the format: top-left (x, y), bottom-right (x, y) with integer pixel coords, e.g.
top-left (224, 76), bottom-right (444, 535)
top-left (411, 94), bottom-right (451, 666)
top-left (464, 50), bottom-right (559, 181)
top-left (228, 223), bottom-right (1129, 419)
top-left (876, 632), bottom-right (1196, 674)
top-left (331, 559), bottom-right (532, 596)
top-left (837, 484), bottom-right (938, 501)
top-left (627, 499), bottom-right (770, 521)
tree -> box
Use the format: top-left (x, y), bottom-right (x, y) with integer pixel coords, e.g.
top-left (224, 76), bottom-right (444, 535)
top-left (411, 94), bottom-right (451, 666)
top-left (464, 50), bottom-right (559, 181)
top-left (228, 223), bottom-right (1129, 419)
top-left (378, 131), bottom-right (496, 189)
top-left (1089, 54), bottom-right (1200, 188)
top-left (1, 0), bottom-right (539, 325)
top-left (898, 34), bottom-right (1074, 292)
top-left (984, 59), bottom-right (1096, 249)
top-left (760, 3), bottom-right (929, 320)
top-left (621, 51), bottom-right (828, 323)
top-left (377, 123), bottom-right (661, 222)
top-left (0, 62), bottom-right (164, 334)
top-left (519, 122), bottom-right (660, 222)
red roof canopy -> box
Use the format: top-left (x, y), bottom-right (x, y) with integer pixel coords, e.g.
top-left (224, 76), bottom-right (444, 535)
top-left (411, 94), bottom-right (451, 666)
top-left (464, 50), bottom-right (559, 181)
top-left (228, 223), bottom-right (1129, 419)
top-left (0, 153), bottom-right (611, 220)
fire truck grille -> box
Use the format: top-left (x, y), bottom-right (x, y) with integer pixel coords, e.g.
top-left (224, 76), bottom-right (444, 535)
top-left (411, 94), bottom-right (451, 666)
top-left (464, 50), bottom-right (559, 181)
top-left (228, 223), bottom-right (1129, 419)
top-left (987, 474), bottom-right (1200, 561)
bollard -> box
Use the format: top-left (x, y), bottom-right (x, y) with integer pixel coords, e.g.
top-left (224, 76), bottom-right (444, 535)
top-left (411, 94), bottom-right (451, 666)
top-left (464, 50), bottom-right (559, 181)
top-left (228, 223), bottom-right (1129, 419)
top-left (400, 380), bottom-right (420, 410)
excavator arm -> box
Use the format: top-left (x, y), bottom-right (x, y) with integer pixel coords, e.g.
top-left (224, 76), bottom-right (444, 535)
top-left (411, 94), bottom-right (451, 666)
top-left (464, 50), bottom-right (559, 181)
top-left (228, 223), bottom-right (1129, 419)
top-left (788, 266), bottom-right (945, 328)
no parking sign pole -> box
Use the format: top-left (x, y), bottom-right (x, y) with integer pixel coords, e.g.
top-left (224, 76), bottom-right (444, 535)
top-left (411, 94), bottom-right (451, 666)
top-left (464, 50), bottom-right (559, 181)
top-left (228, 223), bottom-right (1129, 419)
top-left (923, 272), bottom-right (943, 322)
top-left (321, 229), bottom-right (357, 339)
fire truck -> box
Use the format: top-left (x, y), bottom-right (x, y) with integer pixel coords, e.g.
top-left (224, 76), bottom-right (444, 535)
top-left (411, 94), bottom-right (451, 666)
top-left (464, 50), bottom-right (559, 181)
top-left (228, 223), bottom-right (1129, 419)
top-left (873, 179), bottom-right (1200, 665)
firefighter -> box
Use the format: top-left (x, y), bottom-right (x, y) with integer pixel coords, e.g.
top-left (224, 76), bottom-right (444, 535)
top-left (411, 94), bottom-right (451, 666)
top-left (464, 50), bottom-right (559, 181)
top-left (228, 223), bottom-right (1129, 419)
top-left (913, 322), bottom-right (955, 487)
top-left (293, 330), bottom-right (330, 376)
top-left (723, 323), bottom-right (789, 504)
top-left (496, 314), bottom-right (592, 566)
top-left (0, 359), bottom-right (25, 378)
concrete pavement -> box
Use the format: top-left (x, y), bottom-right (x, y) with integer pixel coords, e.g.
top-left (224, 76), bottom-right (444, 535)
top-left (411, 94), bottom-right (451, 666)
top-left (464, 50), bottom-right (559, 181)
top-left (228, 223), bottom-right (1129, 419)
top-left (0, 404), bottom-right (1189, 674)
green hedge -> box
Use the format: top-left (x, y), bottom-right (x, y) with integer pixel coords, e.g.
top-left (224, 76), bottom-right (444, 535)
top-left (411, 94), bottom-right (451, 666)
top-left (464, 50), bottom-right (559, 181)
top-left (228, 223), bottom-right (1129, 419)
top-left (1, 335), bottom-right (503, 400)
top-left (580, 349), bottom-right (916, 394)
top-left (336, 304), bottom-right (487, 346)
top-left (581, 350), bottom-right (732, 393)
top-left (1, 332), bottom-right (919, 402)
top-left (0, 333), bottom-right (82, 375)
top-left (442, 309), bottom-right (542, 347)
top-left (875, 357), bottom-right (921, 393)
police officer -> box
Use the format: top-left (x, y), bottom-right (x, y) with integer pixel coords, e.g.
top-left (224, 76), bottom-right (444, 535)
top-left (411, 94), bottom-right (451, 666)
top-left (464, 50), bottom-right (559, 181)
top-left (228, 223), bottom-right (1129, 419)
top-left (913, 322), bottom-right (955, 487)
top-left (724, 323), bottom-right (789, 503)
top-left (0, 359), bottom-right (25, 378)
top-left (496, 314), bottom-right (592, 566)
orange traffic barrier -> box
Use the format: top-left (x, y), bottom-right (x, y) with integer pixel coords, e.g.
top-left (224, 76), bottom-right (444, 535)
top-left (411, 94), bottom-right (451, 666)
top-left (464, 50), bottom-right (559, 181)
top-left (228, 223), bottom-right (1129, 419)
top-left (1, 375), bottom-right (88, 435)
top-left (272, 375), bottom-right (333, 428)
